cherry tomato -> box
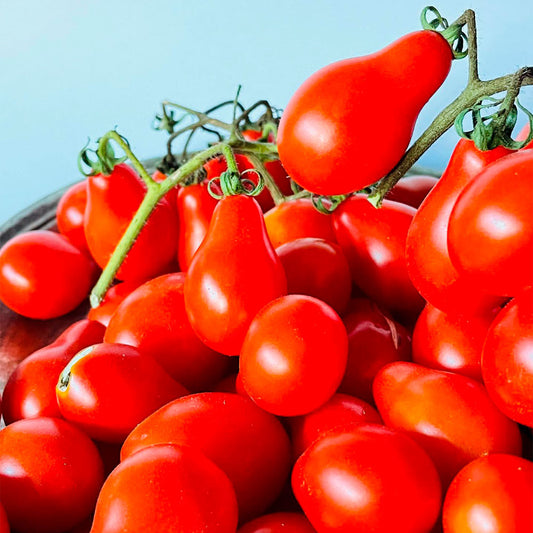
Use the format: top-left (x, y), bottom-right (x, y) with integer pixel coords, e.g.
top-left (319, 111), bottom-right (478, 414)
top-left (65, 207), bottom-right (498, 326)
top-left (84, 162), bottom-right (178, 281)
top-left (0, 230), bottom-right (96, 319)
top-left (121, 392), bottom-right (292, 522)
top-left (238, 512), bottom-right (316, 533)
top-left (2, 319), bottom-right (105, 424)
top-left (385, 174), bottom-right (438, 208)
top-left (292, 423), bottom-right (442, 533)
top-left (240, 295), bottom-right (348, 416)
top-left (333, 195), bottom-right (424, 322)
top-left (56, 180), bottom-right (89, 252)
top-left (105, 273), bottom-right (230, 391)
top-left (184, 195), bottom-right (286, 356)
top-left (0, 417), bottom-right (104, 533)
top-left (56, 342), bottom-right (188, 443)
top-left (447, 149), bottom-right (533, 297)
top-left (482, 289), bottom-right (533, 428)
top-left (264, 198), bottom-right (337, 248)
top-left (443, 454), bottom-right (533, 533)
top-left (276, 237), bottom-right (351, 315)
top-left (406, 139), bottom-right (512, 315)
top-left (278, 30), bottom-right (452, 195)
top-left (91, 444), bottom-right (238, 533)
top-left (373, 361), bottom-right (523, 487)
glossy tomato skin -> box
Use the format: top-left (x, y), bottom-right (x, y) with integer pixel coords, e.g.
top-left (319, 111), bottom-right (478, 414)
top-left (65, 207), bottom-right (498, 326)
top-left (292, 423), bottom-right (442, 533)
top-left (448, 150), bottom-right (533, 297)
top-left (238, 512), bottom-right (316, 533)
top-left (482, 289), bottom-right (533, 427)
top-left (121, 392), bottom-right (292, 522)
top-left (406, 140), bottom-right (512, 315)
top-left (278, 30), bottom-right (452, 195)
top-left (2, 319), bottom-right (105, 424)
top-left (56, 180), bottom-right (89, 252)
top-left (333, 195), bottom-right (424, 322)
top-left (56, 342), bottom-right (188, 443)
top-left (91, 444), bottom-right (238, 533)
top-left (240, 295), bottom-right (348, 416)
top-left (0, 230), bottom-right (96, 319)
top-left (105, 273), bottom-right (230, 391)
top-left (338, 298), bottom-right (412, 403)
top-left (373, 362), bottom-right (522, 487)
top-left (184, 195), bottom-right (287, 356)
top-left (84, 163), bottom-right (178, 281)
top-left (385, 174), bottom-right (439, 208)
top-left (0, 417), bottom-right (104, 533)
top-left (276, 237), bottom-right (351, 315)
top-left (442, 454), bottom-right (533, 533)
top-left (265, 199), bottom-right (336, 248)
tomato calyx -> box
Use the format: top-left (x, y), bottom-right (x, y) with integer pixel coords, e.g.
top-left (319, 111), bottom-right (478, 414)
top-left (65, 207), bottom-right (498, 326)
top-left (208, 169), bottom-right (264, 199)
top-left (421, 6), bottom-right (468, 60)
top-left (78, 134), bottom-right (128, 177)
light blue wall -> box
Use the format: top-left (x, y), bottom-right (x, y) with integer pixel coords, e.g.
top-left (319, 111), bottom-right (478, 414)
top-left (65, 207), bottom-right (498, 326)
top-left (1, 0), bottom-right (532, 223)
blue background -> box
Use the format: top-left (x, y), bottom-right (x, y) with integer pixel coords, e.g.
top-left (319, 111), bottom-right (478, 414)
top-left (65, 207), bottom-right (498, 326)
top-left (1, 0), bottom-right (532, 223)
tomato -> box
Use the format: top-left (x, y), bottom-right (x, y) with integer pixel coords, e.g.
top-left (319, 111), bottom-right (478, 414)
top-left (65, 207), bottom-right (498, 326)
top-left (56, 342), bottom-right (188, 443)
top-left (278, 30), bottom-right (452, 195)
top-left (287, 393), bottom-right (382, 459)
top-left (276, 237), bottom-right (351, 315)
top-left (84, 162), bottom-right (178, 281)
top-left (121, 392), bottom-right (291, 522)
top-left (447, 149), bottom-right (533, 297)
top-left (338, 298), bottom-right (411, 403)
top-left (56, 180), bottom-right (89, 252)
top-left (0, 230), bottom-right (96, 319)
top-left (238, 512), bottom-right (316, 533)
top-left (292, 423), bottom-right (442, 533)
top-left (0, 417), bottom-right (104, 533)
top-left (2, 319), bottom-right (105, 424)
top-left (412, 303), bottom-right (496, 381)
top-left (176, 182), bottom-right (218, 271)
top-left (373, 362), bottom-right (523, 487)
top-left (240, 295), bottom-right (348, 416)
top-left (385, 174), bottom-right (439, 208)
top-left (482, 289), bottom-right (533, 428)
top-left (184, 195), bottom-right (286, 356)
top-left (443, 454), bottom-right (533, 533)
top-left (105, 273), bottom-right (230, 391)
top-left (264, 198), bottom-right (336, 248)
top-left (333, 195), bottom-right (424, 323)
top-left (0, 502), bottom-right (8, 533)
top-left (406, 139), bottom-right (512, 315)
top-left (91, 444), bottom-right (238, 533)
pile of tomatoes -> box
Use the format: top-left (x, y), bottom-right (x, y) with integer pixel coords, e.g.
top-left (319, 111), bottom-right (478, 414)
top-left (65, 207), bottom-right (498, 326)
top-left (0, 21), bottom-right (532, 533)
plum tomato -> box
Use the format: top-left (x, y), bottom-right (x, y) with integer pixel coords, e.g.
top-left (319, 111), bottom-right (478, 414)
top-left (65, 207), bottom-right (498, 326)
top-left (56, 180), bottom-right (89, 252)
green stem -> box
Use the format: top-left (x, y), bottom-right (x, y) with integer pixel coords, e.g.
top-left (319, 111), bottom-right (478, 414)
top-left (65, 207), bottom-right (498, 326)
top-left (245, 152), bottom-right (285, 205)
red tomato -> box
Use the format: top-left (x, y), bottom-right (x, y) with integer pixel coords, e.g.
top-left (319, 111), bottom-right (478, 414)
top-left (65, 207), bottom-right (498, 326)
top-left (240, 295), bottom-right (348, 416)
top-left (121, 392), bottom-right (292, 522)
top-left (447, 150), bottom-right (533, 297)
top-left (333, 195), bottom-right (424, 322)
top-left (0, 230), bottom-right (96, 319)
top-left (373, 362), bottom-right (523, 487)
top-left (278, 30), bottom-right (452, 195)
top-left (91, 444), bottom-right (238, 533)
top-left (482, 289), bottom-right (533, 427)
top-left (0, 417), bottom-right (104, 533)
top-left (264, 198), bottom-right (337, 248)
top-left (385, 174), bottom-right (439, 208)
top-left (443, 454), bottom-right (533, 533)
top-left (56, 342), bottom-right (188, 443)
top-left (287, 393), bottom-right (382, 459)
top-left (56, 180), bottom-right (89, 252)
top-left (412, 303), bottom-right (496, 381)
top-left (176, 182), bottom-right (218, 271)
top-left (406, 139), bottom-right (512, 315)
top-left (292, 423), bottom-right (442, 532)
top-left (276, 237), bottom-right (351, 315)
top-left (0, 503), bottom-right (7, 533)
top-left (238, 512), bottom-right (316, 533)
top-left (2, 319), bottom-right (105, 424)
top-left (84, 162), bottom-right (178, 281)
top-left (184, 195), bottom-right (286, 356)
top-left (105, 273), bottom-right (230, 391)
top-left (338, 298), bottom-right (411, 403)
